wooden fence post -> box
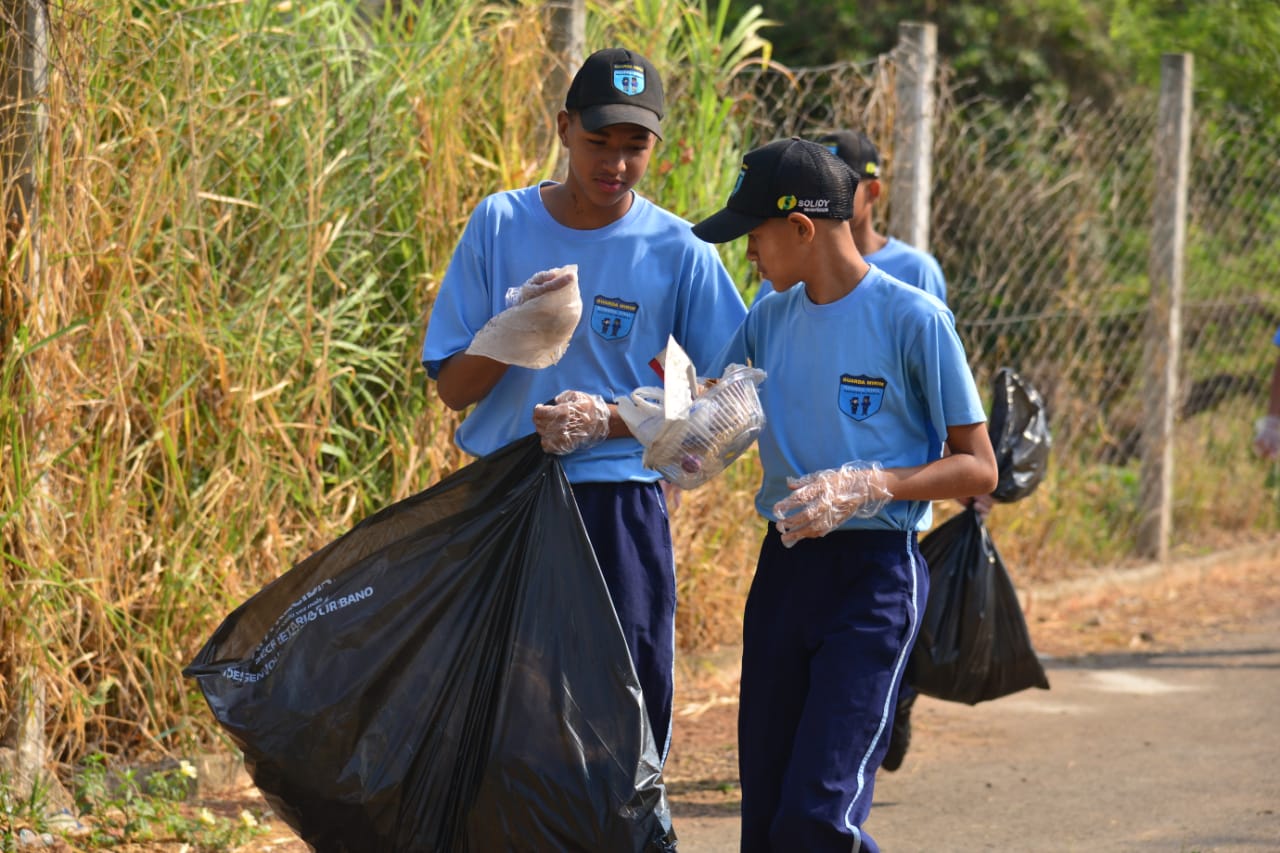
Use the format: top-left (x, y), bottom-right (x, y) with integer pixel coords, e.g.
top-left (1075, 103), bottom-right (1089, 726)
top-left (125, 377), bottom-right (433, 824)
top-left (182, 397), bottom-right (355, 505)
top-left (1, 0), bottom-right (52, 803)
top-left (890, 21), bottom-right (937, 252)
top-left (545, 0), bottom-right (584, 182)
top-left (1138, 53), bottom-right (1192, 561)
top-left (1, 0), bottom-right (46, 269)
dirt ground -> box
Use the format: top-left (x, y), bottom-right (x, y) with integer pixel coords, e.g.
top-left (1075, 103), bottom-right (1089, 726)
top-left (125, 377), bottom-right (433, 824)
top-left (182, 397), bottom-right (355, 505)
top-left (662, 543), bottom-right (1280, 820)
top-left (27, 543), bottom-right (1280, 851)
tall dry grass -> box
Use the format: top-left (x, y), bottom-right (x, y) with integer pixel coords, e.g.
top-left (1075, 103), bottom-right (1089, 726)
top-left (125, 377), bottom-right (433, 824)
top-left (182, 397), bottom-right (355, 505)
top-left (4, 0), bottom-right (1276, 771)
top-left (0, 0), bottom-right (774, 763)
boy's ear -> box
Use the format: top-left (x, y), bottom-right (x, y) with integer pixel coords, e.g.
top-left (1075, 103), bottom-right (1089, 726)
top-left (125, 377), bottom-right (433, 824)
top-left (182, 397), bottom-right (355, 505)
top-left (865, 178), bottom-right (883, 202)
top-left (556, 110), bottom-right (571, 145)
top-left (787, 212), bottom-right (816, 242)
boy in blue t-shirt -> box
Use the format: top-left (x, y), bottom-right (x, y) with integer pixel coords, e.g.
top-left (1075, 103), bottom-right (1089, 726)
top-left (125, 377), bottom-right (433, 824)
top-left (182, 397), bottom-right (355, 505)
top-left (421, 48), bottom-right (747, 758)
top-left (811, 128), bottom-right (985, 772)
top-left (692, 137), bottom-right (997, 853)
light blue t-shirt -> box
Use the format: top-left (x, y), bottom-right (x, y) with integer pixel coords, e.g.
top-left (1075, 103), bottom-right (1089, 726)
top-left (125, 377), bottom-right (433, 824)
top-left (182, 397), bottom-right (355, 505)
top-left (866, 236), bottom-right (947, 304)
top-left (712, 267), bottom-right (986, 532)
top-left (422, 184), bottom-right (747, 483)
top-left (753, 235), bottom-right (948, 306)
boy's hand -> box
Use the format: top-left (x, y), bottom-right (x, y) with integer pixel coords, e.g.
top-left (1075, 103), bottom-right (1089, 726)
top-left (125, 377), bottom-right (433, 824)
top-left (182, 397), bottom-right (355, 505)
top-left (533, 390), bottom-right (611, 455)
top-left (466, 265), bottom-right (581, 368)
top-left (509, 267), bottom-right (576, 304)
top-left (773, 462), bottom-right (892, 548)
top-left (959, 492), bottom-right (995, 518)
top-left (1255, 415), bottom-right (1280, 460)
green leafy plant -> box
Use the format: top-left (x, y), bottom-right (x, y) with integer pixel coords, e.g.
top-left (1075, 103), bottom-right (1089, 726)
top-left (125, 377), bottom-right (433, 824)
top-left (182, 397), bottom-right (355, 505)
top-left (72, 755), bottom-right (263, 850)
top-left (1, 769), bottom-right (51, 852)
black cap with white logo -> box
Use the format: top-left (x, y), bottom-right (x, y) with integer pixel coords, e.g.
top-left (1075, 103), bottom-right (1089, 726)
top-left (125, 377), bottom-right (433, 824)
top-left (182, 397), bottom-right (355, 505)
top-left (565, 48), bottom-right (665, 139)
top-left (692, 137), bottom-right (856, 243)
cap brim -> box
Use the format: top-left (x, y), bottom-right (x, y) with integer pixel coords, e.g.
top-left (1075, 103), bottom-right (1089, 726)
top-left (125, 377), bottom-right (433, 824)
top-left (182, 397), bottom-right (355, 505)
top-left (579, 104), bottom-right (663, 139)
top-left (691, 207), bottom-right (766, 244)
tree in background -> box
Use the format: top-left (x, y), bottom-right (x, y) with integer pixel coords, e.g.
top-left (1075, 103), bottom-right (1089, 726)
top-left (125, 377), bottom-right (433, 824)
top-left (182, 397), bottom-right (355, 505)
top-left (729, 0), bottom-right (1279, 119)
top-left (1107, 0), bottom-right (1280, 121)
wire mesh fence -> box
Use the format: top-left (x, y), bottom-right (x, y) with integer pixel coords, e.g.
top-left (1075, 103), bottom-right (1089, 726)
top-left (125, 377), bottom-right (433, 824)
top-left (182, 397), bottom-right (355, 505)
top-left (718, 56), bottom-right (1280, 580)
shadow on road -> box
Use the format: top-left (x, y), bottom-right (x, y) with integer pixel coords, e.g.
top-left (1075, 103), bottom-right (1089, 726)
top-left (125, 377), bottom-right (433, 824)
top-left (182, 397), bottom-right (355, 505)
top-left (1045, 643), bottom-right (1280, 671)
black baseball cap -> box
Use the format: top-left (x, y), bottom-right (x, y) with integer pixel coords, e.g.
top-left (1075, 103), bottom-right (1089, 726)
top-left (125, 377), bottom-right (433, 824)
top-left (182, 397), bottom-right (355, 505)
top-left (691, 137), bottom-right (857, 244)
top-left (818, 129), bottom-right (881, 179)
top-left (565, 48), bottom-right (664, 139)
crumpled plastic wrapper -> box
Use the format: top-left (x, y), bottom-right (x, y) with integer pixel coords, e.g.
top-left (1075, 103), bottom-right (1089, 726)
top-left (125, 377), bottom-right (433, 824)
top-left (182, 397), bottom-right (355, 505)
top-left (466, 264), bottom-right (582, 368)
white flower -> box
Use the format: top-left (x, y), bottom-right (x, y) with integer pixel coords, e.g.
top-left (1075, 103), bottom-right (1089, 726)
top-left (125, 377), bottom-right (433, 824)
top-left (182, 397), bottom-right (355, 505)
top-left (178, 760), bottom-right (198, 780)
top-left (198, 808), bottom-right (217, 827)
top-left (238, 810), bottom-right (259, 829)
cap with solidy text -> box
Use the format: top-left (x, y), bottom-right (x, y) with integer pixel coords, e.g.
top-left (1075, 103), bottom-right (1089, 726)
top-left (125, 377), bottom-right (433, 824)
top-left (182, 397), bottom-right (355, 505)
top-left (692, 137), bottom-right (856, 244)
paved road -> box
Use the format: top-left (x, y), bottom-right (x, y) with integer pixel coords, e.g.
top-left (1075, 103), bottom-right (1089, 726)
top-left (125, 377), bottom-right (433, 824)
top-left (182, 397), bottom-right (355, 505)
top-left (669, 608), bottom-right (1280, 852)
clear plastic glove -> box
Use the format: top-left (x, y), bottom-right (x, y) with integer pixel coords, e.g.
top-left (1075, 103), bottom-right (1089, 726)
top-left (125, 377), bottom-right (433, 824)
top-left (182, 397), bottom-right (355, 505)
top-left (773, 461), bottom-right (893, 548)
top-left (503, 267), bottom-right (576, 307)
top-left (660, 480), bottom-right (683, 512)
top-left (466, 265), bottom-right (581, 368)
top-left (533, 390), bottom-right (611, 455)
top-left (1255, 415), bottom-right (1280, 460)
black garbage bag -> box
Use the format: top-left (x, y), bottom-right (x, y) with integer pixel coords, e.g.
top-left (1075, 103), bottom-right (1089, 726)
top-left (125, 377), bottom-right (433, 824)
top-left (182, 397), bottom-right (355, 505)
top-left (908, 508), bottom-right (1050, 705)
top-left (987, 367), bottom-right (1052, 503)
top-left (184, 435), bottom-right (675, 852)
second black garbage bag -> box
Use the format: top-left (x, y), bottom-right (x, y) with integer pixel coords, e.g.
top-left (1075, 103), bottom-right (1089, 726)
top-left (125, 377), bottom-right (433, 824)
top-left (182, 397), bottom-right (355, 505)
top-left (184, 434), bottom-right (675, 852)
top-left (908, 367), bottom-right (1052, 705)
top-left (908, 507), bottom-right (1050, 705)
top-left (987, 366), bottom-right (1053, 504)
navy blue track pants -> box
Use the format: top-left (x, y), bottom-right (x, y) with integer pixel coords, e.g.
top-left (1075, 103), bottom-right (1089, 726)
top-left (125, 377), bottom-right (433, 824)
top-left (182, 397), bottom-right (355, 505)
top-left (571, 481), bottom-right (676, 760)
top-left (738, 524), bottom-right (927, 853)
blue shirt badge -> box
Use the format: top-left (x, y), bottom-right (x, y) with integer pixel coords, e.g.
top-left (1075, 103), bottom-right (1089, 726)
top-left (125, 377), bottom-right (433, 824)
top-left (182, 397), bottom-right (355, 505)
top-left (591, 295), bottom-right (638, 340)
top-left (839, 374), bottom-right (886, 421)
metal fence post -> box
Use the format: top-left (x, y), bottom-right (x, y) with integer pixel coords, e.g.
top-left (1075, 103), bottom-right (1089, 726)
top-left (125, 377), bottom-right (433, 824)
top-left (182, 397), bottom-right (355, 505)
top-left (890, 21), bottom-right (937, 252)
top-left (1138, 53), bottom-right (1192, 561)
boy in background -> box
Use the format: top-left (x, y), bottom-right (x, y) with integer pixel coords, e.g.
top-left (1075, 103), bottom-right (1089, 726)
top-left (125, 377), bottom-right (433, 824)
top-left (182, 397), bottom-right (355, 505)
top-left (1255, 323), bottom-right (1280, 460)
top-left (692, 137), bottom-right (996, 852)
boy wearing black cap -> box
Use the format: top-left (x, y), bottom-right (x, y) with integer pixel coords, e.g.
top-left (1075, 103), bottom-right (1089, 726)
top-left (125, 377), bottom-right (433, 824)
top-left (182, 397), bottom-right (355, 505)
top-left (421, 48), bottom-right (746, 759)
top-left (693, 138), bottom-right (996, 852)
top-left (816, 129), bottom-right (972, 773)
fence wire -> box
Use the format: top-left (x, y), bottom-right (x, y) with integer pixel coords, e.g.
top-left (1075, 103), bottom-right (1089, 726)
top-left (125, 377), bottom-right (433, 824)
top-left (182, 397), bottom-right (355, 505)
top-left (725, 57), bottom-right (1279, 575)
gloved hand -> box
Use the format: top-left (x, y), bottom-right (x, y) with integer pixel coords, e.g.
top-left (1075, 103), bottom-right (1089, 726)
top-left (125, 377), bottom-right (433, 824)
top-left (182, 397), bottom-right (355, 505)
top-left (773, 461), bottom-right (893, 548)
top-left (533, 390), bottom-right (611, 455)
top-left (1255, 415), bottom-right (1280, 460)
top-left (503, 266), bottom-right (576, 307)
top-left (466, 265), bottom-right (582, 368)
